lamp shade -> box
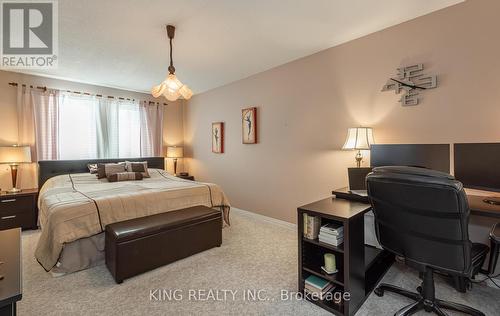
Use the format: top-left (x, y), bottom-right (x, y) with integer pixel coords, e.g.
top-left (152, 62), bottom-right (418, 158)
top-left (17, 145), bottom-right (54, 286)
top-left (342, 127), bottom-right (374, 150)
top-left (166, 146), bottom-right (184, 158)
top-left (0, 145), bottom-right (32, 164)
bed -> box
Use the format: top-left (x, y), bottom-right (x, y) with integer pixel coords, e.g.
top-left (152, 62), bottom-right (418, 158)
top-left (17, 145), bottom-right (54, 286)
top-left (35, 157), bottom-right (230, 275)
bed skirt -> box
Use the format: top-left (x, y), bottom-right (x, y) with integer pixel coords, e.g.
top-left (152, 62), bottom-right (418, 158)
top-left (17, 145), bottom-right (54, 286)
top-left (51, 233), bottom-right (105, 275)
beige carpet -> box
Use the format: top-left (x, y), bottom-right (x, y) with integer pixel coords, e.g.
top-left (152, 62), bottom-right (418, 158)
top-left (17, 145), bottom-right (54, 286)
top-left (18, 210), bottom-right (500, 315)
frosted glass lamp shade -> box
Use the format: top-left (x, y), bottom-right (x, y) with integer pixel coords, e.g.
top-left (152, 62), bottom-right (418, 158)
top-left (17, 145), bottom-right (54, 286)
top-left (166, 146), bottom-right (184, 158)
top-left (342, 127), bottom-right (374, 150)
top-left (163, 88), bottom-right (181, 102)
top-left (152, 74), bottom-right (194, 101)
top-left (179, 85), bottom-right (193, 100)
top-left (151, 82), bottom-right (166, 98)
top-left (165, 74), bottom-right (182, 91)
top-left (0, 145), bottom-right (32, 164)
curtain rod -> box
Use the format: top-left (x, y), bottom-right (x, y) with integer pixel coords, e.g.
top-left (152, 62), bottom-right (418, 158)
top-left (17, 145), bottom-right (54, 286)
top-left (8, 82), bottom-right (168, 105)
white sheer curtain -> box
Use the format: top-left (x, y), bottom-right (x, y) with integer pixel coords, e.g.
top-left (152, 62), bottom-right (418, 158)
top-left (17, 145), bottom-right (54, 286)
top-left (17, 88), bottom-right (161, 163)
top-left (96, 97), bottom-right (118, 158)
top-left (140, 102), bottom-right (164, 157)
top-left (17, 86), bottom-right (59, 161)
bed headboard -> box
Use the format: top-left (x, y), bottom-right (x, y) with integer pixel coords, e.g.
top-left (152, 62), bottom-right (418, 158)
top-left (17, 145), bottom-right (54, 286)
top-left (38, 157), bottom-right (165, 188)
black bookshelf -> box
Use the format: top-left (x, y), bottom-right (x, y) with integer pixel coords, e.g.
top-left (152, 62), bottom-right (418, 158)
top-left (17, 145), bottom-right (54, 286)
top-left (298, 197), bottom-right (394, 316)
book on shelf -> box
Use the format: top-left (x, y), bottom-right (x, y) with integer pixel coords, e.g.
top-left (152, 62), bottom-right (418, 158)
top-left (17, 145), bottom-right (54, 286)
top-left (304, 275), bottom-right (336, 300)
top-left (303, 213), bottom-right (308, 235)
top-left (305, 275), bottom-right (330, 290)
top-left (320, 222), bottom-right (344, 236)
top-left (304, 283), bottom-right (335, 300)
top-left (304, 282), bottom-right (335, 294)
top-left (303, 214), bottom-right (321, 240)
top-left (318, 235), bottom-right (344, 246)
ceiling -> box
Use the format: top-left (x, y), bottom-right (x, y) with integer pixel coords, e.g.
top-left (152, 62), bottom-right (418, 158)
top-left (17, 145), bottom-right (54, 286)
top-left (15, 0), bottom-right (463, 95)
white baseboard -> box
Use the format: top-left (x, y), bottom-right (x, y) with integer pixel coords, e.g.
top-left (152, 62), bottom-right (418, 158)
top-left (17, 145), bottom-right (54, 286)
top-left (231, 207), bottom-right (296, 231)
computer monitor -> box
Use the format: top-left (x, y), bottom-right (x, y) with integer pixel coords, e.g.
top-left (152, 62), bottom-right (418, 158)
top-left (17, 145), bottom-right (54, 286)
top-left (370, 144), bottom-right (450, 173)
top-left (454, 143), bottom-right (500, 192)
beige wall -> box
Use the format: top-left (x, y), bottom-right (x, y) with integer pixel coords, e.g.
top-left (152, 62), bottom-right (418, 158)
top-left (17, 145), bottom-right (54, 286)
top-left (163, 99), bottom-right (186, 173)
top-left (184, 0), bottom-right (500, 224)
top-left (0, 70), bottom-right (184, 189)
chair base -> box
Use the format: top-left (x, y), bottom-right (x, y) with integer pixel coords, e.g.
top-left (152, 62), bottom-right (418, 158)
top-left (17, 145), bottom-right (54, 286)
top-left (374, 283), bottom-right (485, 316)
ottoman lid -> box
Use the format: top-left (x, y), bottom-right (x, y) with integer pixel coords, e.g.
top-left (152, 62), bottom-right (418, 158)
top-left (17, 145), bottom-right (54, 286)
top-left (106, 205), bottom-right (221, 242)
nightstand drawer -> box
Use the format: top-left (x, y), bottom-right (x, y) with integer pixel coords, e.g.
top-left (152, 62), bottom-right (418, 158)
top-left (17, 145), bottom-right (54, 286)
top-left (0, 211), bottom-right (35, 230)
top-left (0, 195), bottom-right (34, 214)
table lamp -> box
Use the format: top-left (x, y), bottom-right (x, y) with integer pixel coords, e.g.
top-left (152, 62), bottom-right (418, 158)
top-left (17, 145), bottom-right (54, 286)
top-left (166, 146), bottom-right (183, 176)
top-left (0, 145), bottom-right (32, 193)
top-left (342, 127), bottom-right (374, 167)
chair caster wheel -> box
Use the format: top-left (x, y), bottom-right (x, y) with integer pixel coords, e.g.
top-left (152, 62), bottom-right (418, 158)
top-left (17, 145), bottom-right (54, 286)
top-left (417, 286), bottom-right (422, 293)
top-left (374, 287), bottom-right (384, 297)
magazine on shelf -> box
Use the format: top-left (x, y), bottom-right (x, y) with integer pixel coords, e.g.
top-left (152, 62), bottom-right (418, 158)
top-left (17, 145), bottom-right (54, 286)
top-left (318, 235), bottom-right (344, 246)
top-left (320, 222), bottom-right (344, 236)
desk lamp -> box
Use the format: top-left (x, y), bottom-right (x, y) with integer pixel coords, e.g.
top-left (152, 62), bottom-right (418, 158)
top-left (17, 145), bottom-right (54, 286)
top-left (0, 145), bottom-right (32, 193)
top-left (166, 146), bottom-right (183, 176)
top-left (342, 127), bottom-right (374, 167)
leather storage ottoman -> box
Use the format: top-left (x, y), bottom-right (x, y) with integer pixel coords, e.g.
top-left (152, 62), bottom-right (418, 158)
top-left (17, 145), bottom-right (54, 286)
top-left (105, 205), bottom-right (222, 283)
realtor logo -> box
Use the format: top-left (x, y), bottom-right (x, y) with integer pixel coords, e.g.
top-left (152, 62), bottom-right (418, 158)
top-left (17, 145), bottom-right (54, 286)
top-left (1, 0), bottom-right (58, 68)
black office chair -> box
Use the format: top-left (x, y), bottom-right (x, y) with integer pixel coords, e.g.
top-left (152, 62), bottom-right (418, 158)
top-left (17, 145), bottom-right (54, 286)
top-left (488, 222), bottom-right (500, 275)
top-left (366, 166), bottom-right (489, 316)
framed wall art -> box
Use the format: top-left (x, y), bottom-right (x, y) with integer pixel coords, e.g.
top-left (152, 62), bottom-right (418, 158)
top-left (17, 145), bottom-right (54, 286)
top-left (242, 107), bottom-right (257, 144)
top-left (212, 122), bottom-right (224, 153)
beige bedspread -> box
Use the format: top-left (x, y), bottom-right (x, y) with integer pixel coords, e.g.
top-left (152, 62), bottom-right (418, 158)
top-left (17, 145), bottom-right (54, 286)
top-left (35, 169), bottom-right (230, 271)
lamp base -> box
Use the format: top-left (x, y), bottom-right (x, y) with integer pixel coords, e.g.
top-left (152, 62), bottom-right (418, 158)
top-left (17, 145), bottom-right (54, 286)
top-left (173, 158), bottom-right (178, 177)
top-left (8, 164), bottom-right (21, 193)
top-left (355, 150), bottom-right (363, 168)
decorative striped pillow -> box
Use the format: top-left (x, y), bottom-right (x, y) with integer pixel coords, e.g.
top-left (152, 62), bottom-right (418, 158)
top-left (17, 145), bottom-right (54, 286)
top-left (107, 172), bottom-right (143, 182)
top-left (125, 161), bottom-right (150, 178)
top-left (96, 163), bottom-right (126, 179)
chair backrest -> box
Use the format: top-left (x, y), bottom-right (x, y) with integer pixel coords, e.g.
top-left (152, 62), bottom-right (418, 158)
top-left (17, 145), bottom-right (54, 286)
top-left (366, 166), bottom-right (472, 275)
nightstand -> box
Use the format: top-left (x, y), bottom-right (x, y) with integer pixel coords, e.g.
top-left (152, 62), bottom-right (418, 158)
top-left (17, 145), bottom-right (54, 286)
top-left (0, 189), bottom-right (38, 231)
top-left (177, 175), bottom-right (195, 181)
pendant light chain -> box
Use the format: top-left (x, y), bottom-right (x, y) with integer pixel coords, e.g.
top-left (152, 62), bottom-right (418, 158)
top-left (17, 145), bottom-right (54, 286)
top-left (169, 36), bottom-right (175, 74)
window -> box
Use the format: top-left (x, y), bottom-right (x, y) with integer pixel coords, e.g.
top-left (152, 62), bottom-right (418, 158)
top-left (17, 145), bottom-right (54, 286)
top-left (58, 94), bottom-right (142, 159)
top-left (59, 94), bottom-right (98, 159)
top-left (117, 101), bottom-right (141, 158)
top-left (19, 87), bottom-right (163, 161)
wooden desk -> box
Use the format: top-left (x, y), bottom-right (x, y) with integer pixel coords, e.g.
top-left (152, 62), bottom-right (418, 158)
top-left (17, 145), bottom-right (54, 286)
top-left (334, 186), bottom-right (500, 219)
top-left (465, 188), bottom-right (500, 219)
top-left (0, 228), bottom-right (22, 316)
top-left (298, 197), bottom-right (394, 316)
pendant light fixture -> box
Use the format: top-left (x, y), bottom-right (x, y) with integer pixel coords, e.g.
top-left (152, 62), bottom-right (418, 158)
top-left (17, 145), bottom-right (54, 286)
top-left (152, 25), bottom-right (193, 101)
